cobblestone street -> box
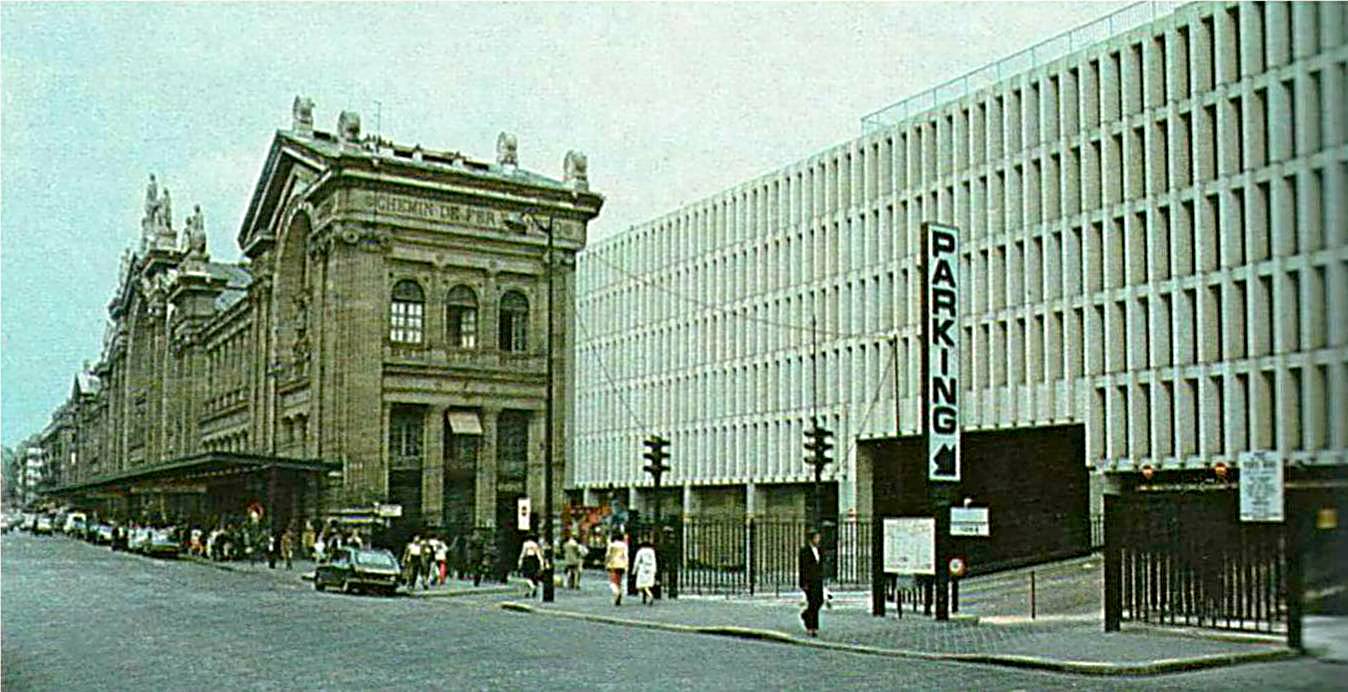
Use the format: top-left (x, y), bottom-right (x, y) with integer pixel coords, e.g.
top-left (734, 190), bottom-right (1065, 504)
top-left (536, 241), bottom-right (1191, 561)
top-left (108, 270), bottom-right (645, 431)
top-left (3, 533), bottom-right (1342, 691)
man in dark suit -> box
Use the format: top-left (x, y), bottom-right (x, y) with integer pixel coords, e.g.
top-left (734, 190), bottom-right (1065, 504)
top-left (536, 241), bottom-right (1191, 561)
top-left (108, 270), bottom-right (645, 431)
top-left (798, 530), bottom-right (824, 637)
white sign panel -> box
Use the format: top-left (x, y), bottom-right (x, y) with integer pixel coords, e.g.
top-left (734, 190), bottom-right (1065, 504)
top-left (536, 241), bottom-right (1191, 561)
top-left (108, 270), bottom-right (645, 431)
top-left (375, 503), bottom-right (403, 518)
top-left (517, 497), bottom-right (532, 531)
top-left (924, 222), bottom-right (961, 482)
top-left (882, 517), bottom-right (935, 575)
top-left (950, 507), bottom-right (990, 536)
top-left (1240, 452), bottom-right (1284, 522)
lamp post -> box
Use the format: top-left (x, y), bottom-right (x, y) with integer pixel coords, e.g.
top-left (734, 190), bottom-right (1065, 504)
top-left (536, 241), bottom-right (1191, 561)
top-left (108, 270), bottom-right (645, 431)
top-left (525, 209), bottom-right (557, 603)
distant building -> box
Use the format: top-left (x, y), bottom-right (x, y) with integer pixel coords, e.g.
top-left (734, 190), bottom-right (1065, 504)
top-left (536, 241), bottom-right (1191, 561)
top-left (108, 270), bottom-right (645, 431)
top-left (573, 2), bottom-right (1348, 522)
top-left (37, 99), bottom-right (603, 538)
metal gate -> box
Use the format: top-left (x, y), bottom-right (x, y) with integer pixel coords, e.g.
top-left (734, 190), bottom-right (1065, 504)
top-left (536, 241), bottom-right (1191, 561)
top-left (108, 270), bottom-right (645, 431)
top-left (1104, 488), bottom-right (1301, 642)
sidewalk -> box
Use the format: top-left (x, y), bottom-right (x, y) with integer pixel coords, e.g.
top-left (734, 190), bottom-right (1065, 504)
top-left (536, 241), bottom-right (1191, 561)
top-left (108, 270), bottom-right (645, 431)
top-left (495, 569), bottom-right (1296, 676)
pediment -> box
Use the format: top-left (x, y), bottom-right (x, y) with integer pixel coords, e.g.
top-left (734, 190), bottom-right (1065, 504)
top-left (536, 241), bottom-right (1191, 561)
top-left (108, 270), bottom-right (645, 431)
top-left (237, 133), bottom-right (330, 257)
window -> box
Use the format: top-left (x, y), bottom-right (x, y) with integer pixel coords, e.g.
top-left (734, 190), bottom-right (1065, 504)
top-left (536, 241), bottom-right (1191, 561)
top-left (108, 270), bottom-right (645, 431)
top-left (499, 290), bottom-right (529, 353)
top-left (389, 405), bottom-right (424, 469)
top-left (390, 280), bottom-right (425, 344)
top-left (447, 285), bottom-right (478, 348)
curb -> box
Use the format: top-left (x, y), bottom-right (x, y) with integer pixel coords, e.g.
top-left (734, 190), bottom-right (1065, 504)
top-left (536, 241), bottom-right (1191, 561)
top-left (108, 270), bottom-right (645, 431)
top-left (496, 601), bottom-right (1299, 676)
top-left (411, 584), bottom-right (525, 599)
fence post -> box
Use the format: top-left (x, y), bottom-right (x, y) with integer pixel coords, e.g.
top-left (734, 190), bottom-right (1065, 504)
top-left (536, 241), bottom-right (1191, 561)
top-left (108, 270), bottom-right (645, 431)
top-left (1286, 498), bottom-right (1303, 651)
top-left (747, 517), bottom-right (756, 596)
top-left (1104, 493), bottom-right (1122, 632)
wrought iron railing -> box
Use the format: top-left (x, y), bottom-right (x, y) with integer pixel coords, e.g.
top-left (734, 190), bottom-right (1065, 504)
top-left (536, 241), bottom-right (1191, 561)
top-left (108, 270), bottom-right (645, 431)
top-left (860, 1), bottom-right (1187, 134)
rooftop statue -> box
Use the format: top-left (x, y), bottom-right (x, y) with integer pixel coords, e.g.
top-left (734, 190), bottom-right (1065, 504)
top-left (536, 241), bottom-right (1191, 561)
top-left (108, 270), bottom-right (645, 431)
top-left (292, 96), bottom-right (315, 135)
top-left (564, 150), bottom-right (589, 191)
top-left (497, 132), bottom-right (518, 167)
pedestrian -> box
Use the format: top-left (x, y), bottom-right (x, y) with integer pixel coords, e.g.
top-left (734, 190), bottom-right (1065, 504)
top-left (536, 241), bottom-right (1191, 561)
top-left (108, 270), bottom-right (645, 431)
top-left (433, 536), bottom-right (449, 585)
top-left (267, 530), bottom-right (279, 569)
top-left (633, 540), bottom-right (658, 605)
top-left (466, 531), bottom-right (487, 585)
top-left (517, 534), bottom-right (544, 598)
top-left (281, 527), bottom-right (295, 570)
top-left (604, 531), bottom-right (629, 606)
top-left (798, 530), bottom-right (825, 637)
top-left (301, 522), bottom-right (316, 560)
top-left (403, 534), bottom-right (426, 590)
top-left (562, 533), bottom-right (588, 589)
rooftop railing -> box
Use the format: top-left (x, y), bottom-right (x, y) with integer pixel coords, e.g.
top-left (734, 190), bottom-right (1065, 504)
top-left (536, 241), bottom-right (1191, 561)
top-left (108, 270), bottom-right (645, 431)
top-left (860, 1), bottom-right (1187, 134)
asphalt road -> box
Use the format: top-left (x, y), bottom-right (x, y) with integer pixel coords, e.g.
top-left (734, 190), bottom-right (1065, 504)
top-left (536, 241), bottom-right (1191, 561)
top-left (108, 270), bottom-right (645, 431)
top-left (1, 533), bottom-right (1339, 691)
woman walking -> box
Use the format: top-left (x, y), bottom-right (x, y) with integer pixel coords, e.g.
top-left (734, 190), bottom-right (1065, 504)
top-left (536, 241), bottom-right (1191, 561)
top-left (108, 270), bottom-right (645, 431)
top-left (633, 540), bottom-right (658, 605)
top-left (630, 539), bottom-right (657, 604)
top-left (604, 532), bottom-right (629, 606)
top-left (517, 534), bottom-right (544, 598)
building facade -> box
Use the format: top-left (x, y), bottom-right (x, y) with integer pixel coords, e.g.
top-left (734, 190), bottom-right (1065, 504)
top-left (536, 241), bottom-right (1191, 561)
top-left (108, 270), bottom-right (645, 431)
top-left (39, 98), bottom-right (603, 536)
top-left (574, 1), bottom-right (1348, 520)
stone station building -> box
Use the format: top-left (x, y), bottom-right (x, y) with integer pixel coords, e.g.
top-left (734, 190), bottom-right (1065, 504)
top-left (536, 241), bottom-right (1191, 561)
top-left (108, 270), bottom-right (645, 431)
top-left (39, 98), bottom-right (603, 540)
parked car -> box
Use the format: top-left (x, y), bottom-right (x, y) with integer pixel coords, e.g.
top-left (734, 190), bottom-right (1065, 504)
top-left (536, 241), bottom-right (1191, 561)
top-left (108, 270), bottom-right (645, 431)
top-left (127, 527), bottom-right (152, 552)
top-left (21, 513), bottom-right (38, 532)
top-left (314, 547), bottom-right (402, 595)
top-left (94, 523), bottom-right (116, 545)
top-left (145, 528), bottom-right (180, 558)
top-left (63, 512), bottom-right (87, 536)
top-left (34, 515), bottom-right (55, 535)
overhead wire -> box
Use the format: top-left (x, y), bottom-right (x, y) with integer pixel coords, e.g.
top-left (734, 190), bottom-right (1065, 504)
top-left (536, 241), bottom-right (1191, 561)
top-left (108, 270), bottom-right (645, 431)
top-left (583, 249), bottom-right (879, 340)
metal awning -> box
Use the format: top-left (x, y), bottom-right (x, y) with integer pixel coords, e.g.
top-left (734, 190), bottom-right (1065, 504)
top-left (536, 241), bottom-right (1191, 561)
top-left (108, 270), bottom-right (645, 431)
top-left (41, 451), bottom-right (339, 496)
top-left (447, 411), bottom-right (483, 435)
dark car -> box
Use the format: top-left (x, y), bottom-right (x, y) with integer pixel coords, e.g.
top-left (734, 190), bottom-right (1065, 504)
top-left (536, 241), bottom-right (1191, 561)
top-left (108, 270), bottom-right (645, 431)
top-left (314, 547), bottom-right (401, 596)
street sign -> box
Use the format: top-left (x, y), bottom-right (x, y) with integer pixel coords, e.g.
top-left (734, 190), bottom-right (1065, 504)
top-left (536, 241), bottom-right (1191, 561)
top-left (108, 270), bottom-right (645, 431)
top-left (882, 517), bottom-right (935, 575)
top-left (517, 497), bottom-right (532, 531)
top-left (375, 503), bottom-right (402, 518)
top-left (923, 222), bottom-right (961, 482)
top-left (950, 507), bottom-right (989, 536)
top-left (1239, 451), bottom-right (1284, 522)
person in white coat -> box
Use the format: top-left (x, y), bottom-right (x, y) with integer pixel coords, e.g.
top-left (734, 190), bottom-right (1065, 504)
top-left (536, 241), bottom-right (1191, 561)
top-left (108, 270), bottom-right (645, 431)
top-left (633, 540), bottom-right (658, 606)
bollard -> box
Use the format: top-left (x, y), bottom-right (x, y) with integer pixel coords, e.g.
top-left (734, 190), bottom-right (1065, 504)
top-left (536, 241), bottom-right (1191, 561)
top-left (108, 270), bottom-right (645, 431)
top-left (1030, 570), bottom-right (1037, 620)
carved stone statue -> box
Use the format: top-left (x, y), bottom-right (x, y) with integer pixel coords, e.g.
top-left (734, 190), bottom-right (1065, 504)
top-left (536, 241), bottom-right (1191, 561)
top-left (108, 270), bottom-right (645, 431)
top-left (496, 132), bottom-right (518, 167)
top-left (292, 96), bottom-right (315, 135)
top-left (159, 187), bottom-right (173, 229)
top-left (144, 174), bottom-right (159, 220)
top-left (563, 150), bottom-right (589, 191)
top-left (337, 111), bottom-right (361, 144)
top-left (185, 204), bottom-right (208, 263)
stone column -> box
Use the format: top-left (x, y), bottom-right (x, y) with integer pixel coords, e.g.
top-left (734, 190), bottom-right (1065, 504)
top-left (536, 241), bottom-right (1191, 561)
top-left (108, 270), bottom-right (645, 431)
top-left (423, 405), bottom-right (446, 527)
top-left (482, 270), bottom-right (500, 351)
top-left (527, 410), bottom-right (547, 515)
top-left (475, 407), bottom-right (500, 527)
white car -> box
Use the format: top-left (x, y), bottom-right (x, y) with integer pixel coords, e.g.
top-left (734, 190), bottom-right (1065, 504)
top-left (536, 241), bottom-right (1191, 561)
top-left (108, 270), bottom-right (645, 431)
top-left (127, 527), bottom-right (152, 552)
top-left (63, 512), bottom-right (87, 536)
top-left (34, 515), bottom-right (55, 535)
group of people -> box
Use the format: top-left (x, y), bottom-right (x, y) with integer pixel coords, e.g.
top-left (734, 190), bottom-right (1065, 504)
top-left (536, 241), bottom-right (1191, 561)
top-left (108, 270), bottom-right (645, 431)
top-left (402, 531), bottom-right (502, 589)
top-left (600, 532), bottom-right (659, 606)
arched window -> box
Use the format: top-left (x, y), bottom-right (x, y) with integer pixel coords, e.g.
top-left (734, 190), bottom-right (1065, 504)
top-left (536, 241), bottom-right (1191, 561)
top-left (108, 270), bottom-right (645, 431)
top-left (390, 280), bottom-right (425, 344)
top-left (447, 285), bottom-right (478, 349)
top-left (499, 290), bottom-right (529, 352)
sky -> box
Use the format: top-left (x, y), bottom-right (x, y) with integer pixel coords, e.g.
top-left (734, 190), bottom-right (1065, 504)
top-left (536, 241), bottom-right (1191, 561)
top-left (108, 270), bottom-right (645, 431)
top-left (1, 1), bottom-right (1130, 447)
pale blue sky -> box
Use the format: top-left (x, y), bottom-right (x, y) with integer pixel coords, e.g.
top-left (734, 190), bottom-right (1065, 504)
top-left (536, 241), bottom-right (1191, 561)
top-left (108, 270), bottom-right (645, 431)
top-left (1, 1), bottom-right (1126, 446)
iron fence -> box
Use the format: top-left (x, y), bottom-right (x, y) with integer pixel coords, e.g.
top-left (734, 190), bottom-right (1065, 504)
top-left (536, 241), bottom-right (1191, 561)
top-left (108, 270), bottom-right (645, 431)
top-left (678, 516), bottom-right (873, 596)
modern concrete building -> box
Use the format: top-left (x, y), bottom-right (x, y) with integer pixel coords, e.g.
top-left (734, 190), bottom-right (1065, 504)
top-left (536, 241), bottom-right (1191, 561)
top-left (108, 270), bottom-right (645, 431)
top-left (573, 1), bottom-right (1347, 522)
top-left (38, 98), bottom-right (603, 540)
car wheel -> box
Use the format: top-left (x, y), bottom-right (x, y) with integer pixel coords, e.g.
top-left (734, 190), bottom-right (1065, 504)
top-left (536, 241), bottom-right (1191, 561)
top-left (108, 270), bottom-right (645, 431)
top-left (314, 578), bottom-right (326, 592)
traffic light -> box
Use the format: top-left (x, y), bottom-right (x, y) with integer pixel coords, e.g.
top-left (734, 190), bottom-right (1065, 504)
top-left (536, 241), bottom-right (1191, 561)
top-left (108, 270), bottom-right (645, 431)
top-left (803, 423), bottom-right (834, 470)
top-left (643, 435), bottom-right (671, 486)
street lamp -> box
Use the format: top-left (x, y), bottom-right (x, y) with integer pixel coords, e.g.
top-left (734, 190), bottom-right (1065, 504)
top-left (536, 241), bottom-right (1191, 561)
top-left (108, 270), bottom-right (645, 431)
top-left (523, 208), bottom-right (557, 603)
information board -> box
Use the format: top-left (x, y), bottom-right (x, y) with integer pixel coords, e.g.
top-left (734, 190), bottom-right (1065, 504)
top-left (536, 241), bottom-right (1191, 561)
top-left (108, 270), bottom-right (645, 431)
top-left (882, 517), bottom-right (935, 575)
top-left (1239, 451), bottom-right (1284, 522)
top-left (950, 507), bottom-right (990, 536)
